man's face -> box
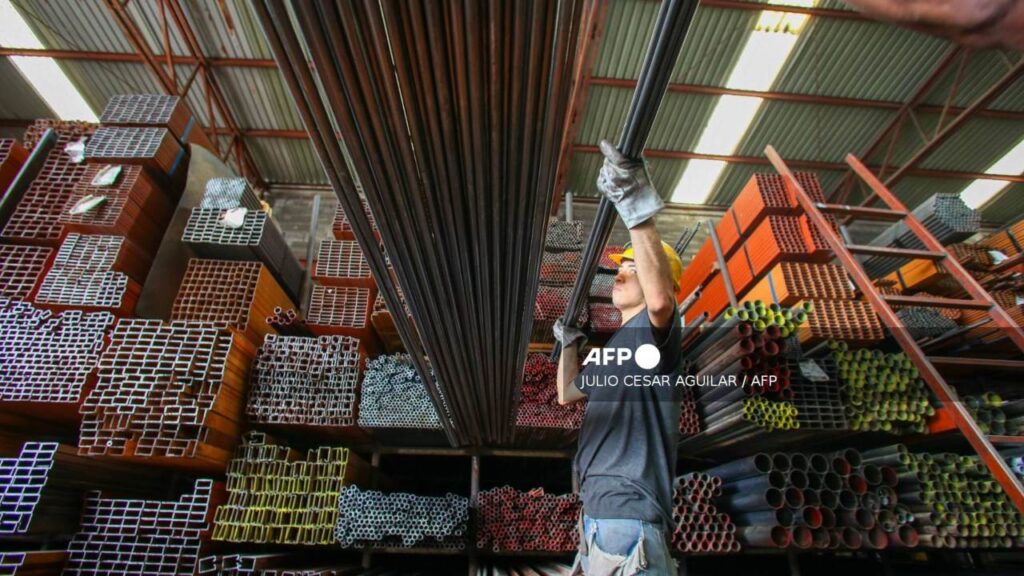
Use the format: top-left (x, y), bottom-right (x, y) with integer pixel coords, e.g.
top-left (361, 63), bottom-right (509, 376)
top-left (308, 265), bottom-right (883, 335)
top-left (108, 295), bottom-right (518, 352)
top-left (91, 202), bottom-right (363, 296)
top-left (612, 259), bottom-right (644, 311)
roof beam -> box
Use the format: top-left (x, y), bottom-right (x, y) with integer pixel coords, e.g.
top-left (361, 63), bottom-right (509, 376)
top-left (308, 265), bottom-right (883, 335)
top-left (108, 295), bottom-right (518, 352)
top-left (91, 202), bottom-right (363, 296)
top-left (588, 76), bottom-right (1024, 121)
top-left (0, 47), bottom-right (276, 68)
top-left (571, 144), bottom-right (1024, 183)
top-left (699, 0), bottom-right (868, 20)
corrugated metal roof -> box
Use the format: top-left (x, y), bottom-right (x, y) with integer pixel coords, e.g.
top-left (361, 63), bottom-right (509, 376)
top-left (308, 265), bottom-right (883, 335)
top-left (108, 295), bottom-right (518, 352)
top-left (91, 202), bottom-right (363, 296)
top-left (878, 112), bottom-right (1024, 173)
top-left (247, 138), bottom-right (327, 186)
top-left (737, 100), bottom-right (892, 161)
top-left (921, 51), bottom-right (1024, 111)
top-left (980, 183), bottom-right (1024, 223)
top-left (576, 86), bottom-right (717, 152)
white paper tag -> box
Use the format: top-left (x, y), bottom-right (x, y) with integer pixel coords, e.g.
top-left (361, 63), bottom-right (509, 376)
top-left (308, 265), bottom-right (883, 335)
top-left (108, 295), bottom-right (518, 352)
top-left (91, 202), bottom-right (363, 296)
top-left (219, 207), bottom-right (248, 229)
top-left (91, 165), bottom-right (122, 187)
top-left (64, 137), bottom-right (87, 164)
top-left (799, 360), bottom-right (829, 382)
top-left (69, 194), bottom-right (108, 215)
top-left (989, 250), bottom-right (1009, 265)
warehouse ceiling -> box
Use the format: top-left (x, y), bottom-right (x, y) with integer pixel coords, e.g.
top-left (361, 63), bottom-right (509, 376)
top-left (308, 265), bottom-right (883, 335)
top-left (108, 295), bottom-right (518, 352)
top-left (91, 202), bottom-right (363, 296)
top-left (1, 0), bottom-right (1022, 225)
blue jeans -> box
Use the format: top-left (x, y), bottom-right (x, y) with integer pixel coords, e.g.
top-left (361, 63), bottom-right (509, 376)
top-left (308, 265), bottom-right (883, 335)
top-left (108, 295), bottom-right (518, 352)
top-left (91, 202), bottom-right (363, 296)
top-left (572, 515), bottom-right (677, 575)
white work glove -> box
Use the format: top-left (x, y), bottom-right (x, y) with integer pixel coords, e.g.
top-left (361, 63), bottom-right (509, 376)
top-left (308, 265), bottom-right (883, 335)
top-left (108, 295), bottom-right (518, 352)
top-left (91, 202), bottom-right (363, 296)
top-left (553, 318), bottom-right (586, 353)
top-left (596, 139), bottom-right (664, 229)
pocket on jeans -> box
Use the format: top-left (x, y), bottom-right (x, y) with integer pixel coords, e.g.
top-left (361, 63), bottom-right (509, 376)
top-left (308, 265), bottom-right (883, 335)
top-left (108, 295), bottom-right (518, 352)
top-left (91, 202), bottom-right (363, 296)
top-left (594, 519), bottom-right (643, 556)
top-left (584, 519), bottom-right (647, 576)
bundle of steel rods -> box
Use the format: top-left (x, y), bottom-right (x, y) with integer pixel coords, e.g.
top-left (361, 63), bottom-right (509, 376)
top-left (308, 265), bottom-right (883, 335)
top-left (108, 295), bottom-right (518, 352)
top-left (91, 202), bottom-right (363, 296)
top-left (897, 306), bottom-right (959, 340)
top-left (880, 445), bottom-right (1024, 548)
top-left (0, 441), bottom-right (164, 539)
top-left (1, 120), bottom-right (94, 245)
top-left (171, 259), bottom-right (295, 347)
top-left (199, 554), bottom-right (364, 576)
top-left (79, 319), bottom-right (253, 471)
top-left (255, 0), bottom-right (589, 446)
top-left (828, 342), bottom-right (935, 434)
top-left (0, 298), bottom-right (112, 420)
top-left (671, 472), bottom-right (739, 553)
top-left (545, 220), bottom-right (584, 252)
top-left (59, 164), bottom-right (173, 259)
top-left (63, 479), bottom-right (216, 575)
top-left (556, 0), bottom-right (699, 360)
top-left (0, 245), bottom-right (51, 301)
top-left (34, 233), bottom-right (147, 315)
top-left (247, 335), bottom-right (361, 429)
top-left (963, 394), bottom-right (1024, 436)
top-left (266, 306), bottom-right (310, 336)
top-left (534, 220), bottom-right (585, 343)
top-left (213, 432), bottom-right (368, 545)
top-left (358, 354), bottom-right (445, 430)
top-left (534, 285), bottom-right (587, 344)
top-left (475, 486), bottom-right (580, 552)
top-left (515, 353), bottom-right (585, 430)
top-left (335, 485), bottom-right (468, 549)
top-left (710, 450), bottom-right (905, 550)
top-left (863, 193), bottom-right (979, 278)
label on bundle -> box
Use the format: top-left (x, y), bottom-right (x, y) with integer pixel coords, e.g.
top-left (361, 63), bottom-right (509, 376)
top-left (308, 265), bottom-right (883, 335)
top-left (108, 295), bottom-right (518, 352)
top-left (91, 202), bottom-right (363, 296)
top-left (91, 165), bottom-right (122, 187)
top-left (799, 360), bottom-right (829, 382)
top-left (989, 250), bottom-right (1009, 264)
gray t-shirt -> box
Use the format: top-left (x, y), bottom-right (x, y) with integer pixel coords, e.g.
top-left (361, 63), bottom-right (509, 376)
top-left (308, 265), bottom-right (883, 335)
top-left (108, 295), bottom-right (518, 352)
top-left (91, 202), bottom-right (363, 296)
top-left (573, 307), bottom-right (683, 527)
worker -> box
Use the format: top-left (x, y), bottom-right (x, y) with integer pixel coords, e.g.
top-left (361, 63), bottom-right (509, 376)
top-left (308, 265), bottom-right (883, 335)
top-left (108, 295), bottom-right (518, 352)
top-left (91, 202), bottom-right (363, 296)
top-left (843, 0), bottom-right (1024, 49)
top-left (555, 139), bottom-right (685, 575)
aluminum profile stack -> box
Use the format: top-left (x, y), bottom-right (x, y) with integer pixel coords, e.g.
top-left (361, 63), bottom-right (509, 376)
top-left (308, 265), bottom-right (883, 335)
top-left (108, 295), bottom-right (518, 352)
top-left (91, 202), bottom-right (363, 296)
top-left (358, 354), bottom-right (444, 431)
top-left (100, 94), bottom-right (193, 143)
top-left (79, 319), bottom-right (253, 472)
top-left (335, 485), bottom-right (468, 549)
top-left (198, 554), bottom-right (364, 576)
top-left (171, 259), bottom-right (295, 347)
top-left (313, 240), bottom-right (373, 286)
top-left (710, 450), bottom-right (909, 551)
top-left (671, 473), bottom-right (739, 553)
top-left (183, 206), bottom-right (302, 300)
top-left (0, 298), bottom-right (113, 424)
top-left (0, 551), bottom-right (66, 575)
top-left (863, 193), bottom-right (980, 278)
top-left (514, 353), bottom-right (584, 447)
top-left (475, 487), bottom-right (579, 552)
top-left (1, 121), bottom-right (95, 246)
top-left (828, 342), bottom-right (934, 434)
top-left (59, 164), bottom-right (173, 257)
top-left (0, 442), bottom-right (165, 539)
top-left (84, 126), bottom-right (185, 176)
top-left (0, 245), bottom-right (51, 301)
top-left (0, 138), bottom-right (28, 193)
top-left (883, 446), bottom-right (1024, 548)
top-left (306, 285), bottom-right (374, 339)
top-left (63, 479), bottom-right (216, 575)
top-left (247, 335), bottom-right (361, 430)
top-left (213, 432), bottom-right (368, 545)
top-left (34, 233), bottom-right (148, 315)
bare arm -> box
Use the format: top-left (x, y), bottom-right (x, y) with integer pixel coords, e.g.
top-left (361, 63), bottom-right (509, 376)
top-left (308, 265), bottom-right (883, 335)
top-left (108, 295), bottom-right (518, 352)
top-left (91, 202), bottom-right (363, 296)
top-left (628, 220), bottom-right (677, 329)
top-left (843, 0), bottom-right (1024, 49)
top-left (557, 344), bottom-right (586, 405)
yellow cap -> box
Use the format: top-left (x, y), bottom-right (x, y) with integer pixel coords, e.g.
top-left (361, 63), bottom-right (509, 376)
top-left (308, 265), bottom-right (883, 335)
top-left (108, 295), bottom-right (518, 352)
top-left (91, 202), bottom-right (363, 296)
top-left (609, 241), bottom-right (684, 295)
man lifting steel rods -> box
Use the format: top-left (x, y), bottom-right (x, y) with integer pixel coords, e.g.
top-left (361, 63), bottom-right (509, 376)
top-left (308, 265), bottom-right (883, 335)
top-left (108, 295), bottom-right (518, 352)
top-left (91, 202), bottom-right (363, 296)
top-left (554, 140), bottom-right (686, 576)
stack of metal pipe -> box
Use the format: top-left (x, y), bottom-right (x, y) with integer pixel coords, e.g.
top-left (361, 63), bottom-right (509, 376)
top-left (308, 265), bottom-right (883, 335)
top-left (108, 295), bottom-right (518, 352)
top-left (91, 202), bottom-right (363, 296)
top-left (963, 394), bottom-right (1024, 437)
top-left (247, 335), bottom-right (361, 429)
top-left (710, 450), bottom-right (905, 550)
top-left (63, 479), bottom-right (216, 575)
top-left (881, 445), bottom-right (1023, 548)
top-left (863, 193), bottom-right (979, 278)
top-left (335, 485), bottom-right (468, 549)
top-left (587, 245), bottom-right (624, 336)
top-left (515, 353), bottom-right (584, 430)
top-left (896, 306), bottom-right (958, 341)
top-left (213, 432), bottom-right (368, 545)
top-left (534, 220), bottom-right (584, 344)
top-left (828, 341), bottom-right (935, 434)
top-left (358, 354), bottom-right (445, 430)
top-left (671, 472), bottom-right (739, 553)
top-left (255, 0), bottom-right (589, 446)
top-left (266, 306), bottom-right (311, 337)
top-left (0, 298), bottom-right (113, 419)
top-left (475, 486), bottom-right (580, 552)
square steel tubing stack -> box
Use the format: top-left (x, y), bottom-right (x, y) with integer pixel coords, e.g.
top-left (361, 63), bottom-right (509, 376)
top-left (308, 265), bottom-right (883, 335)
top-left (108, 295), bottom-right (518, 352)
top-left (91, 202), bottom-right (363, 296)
top-left (34, 234), bottom-right (149, 316)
